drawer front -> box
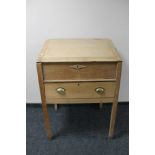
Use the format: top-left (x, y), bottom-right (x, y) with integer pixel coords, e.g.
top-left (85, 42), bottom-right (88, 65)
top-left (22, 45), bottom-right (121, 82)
top-left (43, 62), bottom-right (117, 81)
top-left (45, 82), bottom-right (116, 99)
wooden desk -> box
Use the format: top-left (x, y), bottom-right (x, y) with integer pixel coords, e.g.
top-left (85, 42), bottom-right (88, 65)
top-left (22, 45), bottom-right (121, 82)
top-left (37, 39), bottom-right (122, 139)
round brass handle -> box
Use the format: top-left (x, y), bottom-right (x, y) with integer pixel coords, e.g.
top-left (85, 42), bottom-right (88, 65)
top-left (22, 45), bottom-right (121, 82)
top-left (56, 87), bottom-right (65, 94)
top-left (95, 87), bottom-right (105, 94)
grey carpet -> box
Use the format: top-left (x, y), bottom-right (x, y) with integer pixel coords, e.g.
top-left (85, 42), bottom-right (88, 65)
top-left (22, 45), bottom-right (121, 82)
top-left (26, 103), bottom-right (129, 155)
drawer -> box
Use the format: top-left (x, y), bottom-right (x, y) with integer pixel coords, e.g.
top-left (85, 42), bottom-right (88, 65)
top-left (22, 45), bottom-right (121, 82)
top-left (43, 62), bottom-right (117, 81)
top-left (45, 82), bottom-right (116, 99)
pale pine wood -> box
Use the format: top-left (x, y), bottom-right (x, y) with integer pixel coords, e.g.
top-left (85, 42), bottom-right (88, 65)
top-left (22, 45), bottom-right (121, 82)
top-left (109, 62), bottom-right (122, 138)
top-left (46, 98), bottom-right (114, 104)
top-left (37, 39), bottom-right (122, 139)
top-left (37, 63), bottom-right (52, 139)
top-left (37, 39), bottom-right (122, 62)
top-left (43, 62), bottom-right (117, 81)
top-left (45, 82), bottom-right (116, 99)
top-left (44, 79), bottom-right (116, 83)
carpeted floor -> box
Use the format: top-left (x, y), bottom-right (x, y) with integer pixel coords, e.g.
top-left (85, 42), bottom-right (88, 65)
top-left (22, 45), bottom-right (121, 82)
top-left (26, 103), bottom-right (129, 155)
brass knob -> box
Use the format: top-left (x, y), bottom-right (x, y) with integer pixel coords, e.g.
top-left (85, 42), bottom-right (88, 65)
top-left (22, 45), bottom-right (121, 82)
top-left (56, 87), bottom-right (65, 94)
top-left (95, 87), bottom-right (105, 94)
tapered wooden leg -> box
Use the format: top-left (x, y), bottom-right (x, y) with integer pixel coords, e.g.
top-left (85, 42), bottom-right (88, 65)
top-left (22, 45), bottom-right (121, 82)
top-left (108, 62), bottom-right (122, 138)
top-left (99, 103), bottom-right (103, 109)
top-left (108, 100), bottom-right (118, 138)
top-left (54, 104), bottom-right (58, 111)
top-left (42, 103), bottom-right (52, 139)
top-left (37, 63), bottom-right (52, 139)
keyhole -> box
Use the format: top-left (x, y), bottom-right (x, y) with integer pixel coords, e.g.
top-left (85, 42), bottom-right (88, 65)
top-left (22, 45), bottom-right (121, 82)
top-left (76, 65), bottom-right (79, 72)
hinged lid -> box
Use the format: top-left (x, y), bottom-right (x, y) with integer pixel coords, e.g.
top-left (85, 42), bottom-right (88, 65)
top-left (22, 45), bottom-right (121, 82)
top-left (37, 39), bottom-right (122, 62)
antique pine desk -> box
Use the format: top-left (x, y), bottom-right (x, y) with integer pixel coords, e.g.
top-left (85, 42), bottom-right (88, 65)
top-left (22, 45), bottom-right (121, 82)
top-left (37, 39), bottom-right (122, 139)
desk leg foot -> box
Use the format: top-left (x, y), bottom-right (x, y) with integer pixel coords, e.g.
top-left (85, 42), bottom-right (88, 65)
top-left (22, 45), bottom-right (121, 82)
top-left (42, 104), bottom-right (53, 140)
top-left (108, 101), bottom-right (118, 138)
top-left (54, 104), bottom-right (58, 111)
top-left (99, 103), bottom-right (103, 109)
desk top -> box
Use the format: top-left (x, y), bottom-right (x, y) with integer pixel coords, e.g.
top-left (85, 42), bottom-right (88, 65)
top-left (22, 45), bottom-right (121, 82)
top-left (37, 39), bottom-right (122, 62)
